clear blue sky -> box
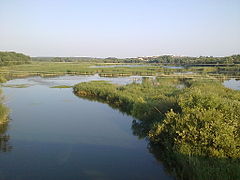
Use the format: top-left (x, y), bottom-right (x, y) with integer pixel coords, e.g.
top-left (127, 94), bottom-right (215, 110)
top-left (0, 0), bottom-right (239, 57)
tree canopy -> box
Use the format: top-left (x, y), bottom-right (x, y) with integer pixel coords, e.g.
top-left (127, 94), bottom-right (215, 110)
top-left (0, 52), bottom-right (31, 66)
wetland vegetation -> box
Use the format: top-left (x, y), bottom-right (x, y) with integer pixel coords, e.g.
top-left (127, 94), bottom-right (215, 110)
top-left (73, 78), bottom-right (240, 180)
top-left (0, 90), bottom-right (8, 124)
top-left (0, 52), bottom-right (239, 81)
top-left (0, 51), bottom-right (239, 179)
top-left (0, 52), bottom-right (30, 66)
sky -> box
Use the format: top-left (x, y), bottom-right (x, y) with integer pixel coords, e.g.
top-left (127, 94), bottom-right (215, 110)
top-left (0, 0), bottom-right (240, 58)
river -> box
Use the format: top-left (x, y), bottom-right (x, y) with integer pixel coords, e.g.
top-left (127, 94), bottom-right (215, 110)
top-left (0, 75), bottom-right (173, 180)
top-left (0, 75), bottom-right (239, 180)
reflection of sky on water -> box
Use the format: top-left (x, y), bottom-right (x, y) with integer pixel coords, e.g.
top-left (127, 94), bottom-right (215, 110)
top-left (223, 79), bottom-right (240, 90)
top-left (1, 75), bottom-right (237, 179)
top-left (90, 64), bottom-right (152, 68)
top-left (2, 74), bottom-right (151, 87)
top-left (3, 74), bottom-right (239, 91)
top-left (162, 66), bottom-right (184, 69)
top-left (0, 75), bottom-right (173, 180)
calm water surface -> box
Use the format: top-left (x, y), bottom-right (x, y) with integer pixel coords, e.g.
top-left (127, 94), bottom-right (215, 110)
top-left (0, 75), bottom-right (173, 180)
top-left (223, 78), bottom-right (240, 90)
top-left (91, 64), bottom-right (184, 69)
top-left (90, 64), bottom-right (151, 68)
top-left (162, 66), bottom-right (183, 69)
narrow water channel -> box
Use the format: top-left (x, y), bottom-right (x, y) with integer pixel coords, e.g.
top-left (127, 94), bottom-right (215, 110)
top-left (0, 75), bottom-right (173, 180)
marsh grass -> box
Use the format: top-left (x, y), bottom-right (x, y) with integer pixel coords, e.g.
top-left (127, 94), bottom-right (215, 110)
top-left (73, 78), bottom-right (240, 180)
top-left (0, 91), bottom-right (9, 124)
top-left (0, 62), bottom-right (240, 81)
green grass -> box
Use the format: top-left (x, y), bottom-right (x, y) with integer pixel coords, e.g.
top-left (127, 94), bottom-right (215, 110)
top-left (0, 61), bottom-right (239, 81)
top-left (0, 61), bottom-right (212, 78)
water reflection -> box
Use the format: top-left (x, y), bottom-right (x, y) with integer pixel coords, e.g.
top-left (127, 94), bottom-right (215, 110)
top-left (90, 64), bottom-right (152, 68)
top-left (223, 78), bottom-right (240, 90)
top-left (131, 116), bottom-right (240, 180)
top-left (77, 91), bottom-right (240, 180)
top-left (75, 93), bottom-right (175, 176)
top-left (163, 66), bottom-right (184, 69)
top-left (0, 77), bottom-right (173, 180)
top-left (0, 121), bottom-right (12, 152)
top-left (2, 75), bottom-right (239, 179)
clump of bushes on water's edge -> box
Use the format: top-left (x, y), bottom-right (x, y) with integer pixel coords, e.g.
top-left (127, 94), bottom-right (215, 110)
top-left (74, 78), bottom-right (240, 180)
top-left (0, 76), bottom-right (9, 124)
top-left (0, 90), bottom-right (8, 124)
top-left (149, 81), bottom-right (240, 158)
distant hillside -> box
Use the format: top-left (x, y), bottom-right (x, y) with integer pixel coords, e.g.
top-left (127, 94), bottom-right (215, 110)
top-left (0, 52), bottom-right (31, 66)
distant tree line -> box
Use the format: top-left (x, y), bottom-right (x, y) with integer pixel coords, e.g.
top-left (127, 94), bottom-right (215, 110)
top-left (74, 55), bottom-right (240, 64)
top-left (128, 55), bottom-right (240, 65)
top-left (31, 57), bottom-right (104, 62)
top-left (0, 52), bottom-right (31, 66)
top-left (31, 54), bottom-right (240, 65)
top-left (97, 54), bottom-right (240, 65)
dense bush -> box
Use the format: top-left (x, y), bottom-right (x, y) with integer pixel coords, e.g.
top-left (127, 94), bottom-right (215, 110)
top-left (149, 81), bottom-right (240, 158)
top-left (74, 78), bottom-right (240, 179)
top-left (0, 51), bottom-right (31, 66)
top-left (0, 90), bottom-right (8, 124)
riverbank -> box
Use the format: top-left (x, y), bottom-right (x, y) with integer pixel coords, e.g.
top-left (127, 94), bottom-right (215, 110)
top-left (0, 75), bottom-right (175, 180)
top-left (73, 78), bottom-right (240, 180)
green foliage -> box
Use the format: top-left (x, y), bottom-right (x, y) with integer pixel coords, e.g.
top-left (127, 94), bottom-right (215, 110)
top-left (74, 78), bottom-right (182, 115)
top-left (0, 120), bottom-right (11, 152)
top-left (74, 78), bottom-right (240, 179)
top-left (0, 52), bottom-right (31, 66)
top-left (149, 144), bottom-right (240, 180)
top-left (1, 59), bottom-right (240, 79)
top-left (31, 54), bottom-right (240, 65)
top-left (0, 90), bottom-right (9, 124)
top-left (135, 54), bottom-right (240, 65)
top-left (0, 75), bottom-right (7, 83)
top-left (149, 80), bottom-right (240, 158)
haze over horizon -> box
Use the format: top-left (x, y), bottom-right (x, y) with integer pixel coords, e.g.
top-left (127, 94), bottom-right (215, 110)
top-left (0, 0), bottom-right (240, 58)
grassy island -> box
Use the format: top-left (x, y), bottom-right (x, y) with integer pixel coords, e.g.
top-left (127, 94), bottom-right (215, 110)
top-left (74, 78), bottom-right (240, 180)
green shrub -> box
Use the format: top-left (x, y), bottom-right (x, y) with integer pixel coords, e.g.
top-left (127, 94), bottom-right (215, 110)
top-left (74, 78), bottom-right (240, 179)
